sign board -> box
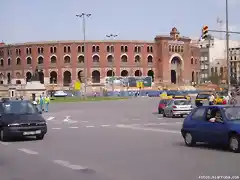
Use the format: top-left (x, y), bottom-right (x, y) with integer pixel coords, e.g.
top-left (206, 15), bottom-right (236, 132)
top-left (74, 81), bottom-right (81, 90)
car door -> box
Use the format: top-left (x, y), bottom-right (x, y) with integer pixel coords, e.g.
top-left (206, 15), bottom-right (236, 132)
top-left (187, 107), bottom-right (207, 142)
top-left (201, 107), bottom-right (228, 144)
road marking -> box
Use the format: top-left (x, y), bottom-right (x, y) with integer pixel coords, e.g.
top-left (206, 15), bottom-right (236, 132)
top-left (53, 160), bottom-right (87, 170)
top-left (116, 124), bottom-right (180, 134)
top-left (69, 127), bottom-right (79, 129)
top-left (143, 122), bottom-right (182, 126)
top-left (131, 124), bottom-right (140, 126)
top-left (101, 125), bottom-right (110, 127)
top-left (63, 116), bottom-right (70, 122)
top-left (67, 121), bottom-right (77, 124)
top-left (157, 117), bottom-right (163, 119)
top-left (18, 148), bottom-right (39, 155)
top-left (143, 123), bottom-right (159, 126)
top-left (0, 142), bottom-right (11, 145)
top-left (47, 117), bottom-right (55, 121)
top-left (81, 121), bottom-right (88, 123)
top-left (52, 127), bottom-right (61, 130)
top-left (132, 118), bottom-right (140, 121)
top-left (85, 126), bottom-right (94, 128)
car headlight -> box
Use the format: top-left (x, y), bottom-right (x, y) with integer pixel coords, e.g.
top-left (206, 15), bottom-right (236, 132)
top-left (8, 123), bottom-right (20, 127)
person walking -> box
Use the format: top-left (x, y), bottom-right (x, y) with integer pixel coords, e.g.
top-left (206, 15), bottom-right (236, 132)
top-left (44, 95), bottom-right (50, 112)
top-left (209, 94), bottom-right (215, 105)
top-left (38, 95), bottom-right (44, 112)
top-left (230, 92), bottom-right (237, 105)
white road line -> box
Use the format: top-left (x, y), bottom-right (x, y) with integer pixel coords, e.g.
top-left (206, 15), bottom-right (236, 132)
top-left (63, 116), bottom-right (70, 122)
top-left (47, 117), bottom-right (55, 121)
top-left (52, 127), bottom-right (62, 130)
top-left (85, 126), bottom-right (94, 128)
top-left (131, 124), bottom-right (140, 126)
top-left (101, 125), bottom-right (110, 127)
top-left (67, 121), bottom-right (77, 124)
top-left (0, 142), bottom-right (11, 145)
top-left (132, 118), bottom-right (140, 121)
top-left (69, 127), bottom-right (79, 129)
top-left (53, 160), bottom-right (87, 170)
top-left (116, 124), bottom-right (180, 134)
top-left (80, 121), bottom-right (88, 123)
top-left (18, 148), bottom-right (39, 155)
top-left (143, 123), bottom-right (159, 126)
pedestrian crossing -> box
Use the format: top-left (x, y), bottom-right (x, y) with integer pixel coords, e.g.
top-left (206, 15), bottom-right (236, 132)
top-left (43, 114), bottom-right (183, 131)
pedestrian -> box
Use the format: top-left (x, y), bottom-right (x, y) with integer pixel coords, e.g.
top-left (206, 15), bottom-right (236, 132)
top-left (44, 95), bottom-right (50, 112)
top-left (38, 95), bottom-right (44, 112)
top-left (230, 92), bottom-right (237, 105)
top-left (209, 94), bottom-right (214, 105)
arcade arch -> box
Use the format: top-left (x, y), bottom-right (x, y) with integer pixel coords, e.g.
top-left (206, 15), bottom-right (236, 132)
top-left (134, 70), bottom-right (142, 76)
top-left (147, 70), bottom-right (154, 82)
top-left (170, 56), bottom-right (182, 84)
top-left (50, 71), bottom-right (57, 84)
top-left (121, 70), bottom-right (128, 77)
top-left (106, 70), bottom-right (115, 77)
top-left (92, 70), bottom-right (100, 83)
top-left (26, 72), bottom-right (32, 82)
top-left (63, 71), bottom-right (71, 86)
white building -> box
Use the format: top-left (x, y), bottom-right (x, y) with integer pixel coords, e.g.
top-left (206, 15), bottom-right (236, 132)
top-left (197, 36), bottom-right (240, 82)
top-left (229, 47), bottom-right (240, 83)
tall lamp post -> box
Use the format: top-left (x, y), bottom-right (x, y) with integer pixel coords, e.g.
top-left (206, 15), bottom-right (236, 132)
top-left (225, 0), bottom-right (231, 93)
top-left (76, 13), bottom-right (91, 97)
top-left (106, 34), bottom-right (118, 93)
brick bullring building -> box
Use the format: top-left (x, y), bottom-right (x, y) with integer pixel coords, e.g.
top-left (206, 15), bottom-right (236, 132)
top-left (0, 27), bottom-right (200, 87)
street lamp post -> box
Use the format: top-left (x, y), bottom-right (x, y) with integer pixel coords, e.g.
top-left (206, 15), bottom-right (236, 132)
top-left (106, 34), bottom-right (118, 93)
top-left (225, 0), bottom-right (231, 93)
top-left (76, 13), bottom-right (91, 98)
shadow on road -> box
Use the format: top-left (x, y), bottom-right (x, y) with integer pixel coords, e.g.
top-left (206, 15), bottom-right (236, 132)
top-left (172, 142), bottom-right (230, 153)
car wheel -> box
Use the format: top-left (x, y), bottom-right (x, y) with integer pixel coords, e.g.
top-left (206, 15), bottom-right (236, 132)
top-left (36, 134), bottom-right (44, 140)
top-left (163, 111), bottom-right (166, 117)
top-left (0, 130), bottom-right (7, 142)
top-left (170, 111), bottom-right (174, 118)
top-left (180, 114), bottom-right (184, 118)
top-left (184, 132), bottom-right (195, 147)
top-left (229, 135), bottom-right (240, 153)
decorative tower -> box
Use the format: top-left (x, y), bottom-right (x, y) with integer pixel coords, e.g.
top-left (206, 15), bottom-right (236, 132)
top-left (170, 27), bottom-right (180, 41)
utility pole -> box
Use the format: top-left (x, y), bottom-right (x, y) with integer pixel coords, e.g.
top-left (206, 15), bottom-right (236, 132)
top-left (76, 13), bottom-right (91, 98)
top-left (225, 0), bottom-right (231, 93)
top-left (106, 34), bottom-right (118, 93)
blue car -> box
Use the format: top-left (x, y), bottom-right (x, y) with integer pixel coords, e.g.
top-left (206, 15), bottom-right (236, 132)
top-left (181, 105), bottom-right (240, 153)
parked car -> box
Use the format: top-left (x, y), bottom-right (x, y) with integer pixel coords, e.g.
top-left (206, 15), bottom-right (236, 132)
top-left (54, 91), bottom-right (67, 97)
top-left (163, 99), bottom-right (193, 118)
top-left (158, 98), bottom-right (172, 114)
top-left (181, 105), bottom-right (240, 153)
top-left (0, 100), bottom-right (47, 141)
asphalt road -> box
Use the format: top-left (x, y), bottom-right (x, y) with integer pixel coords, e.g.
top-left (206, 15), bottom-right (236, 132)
top-left (1, 97), bottom-right (240, 180)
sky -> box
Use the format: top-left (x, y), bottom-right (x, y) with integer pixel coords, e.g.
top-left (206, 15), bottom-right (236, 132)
top-left (0, 0), bottom-right (239, 44)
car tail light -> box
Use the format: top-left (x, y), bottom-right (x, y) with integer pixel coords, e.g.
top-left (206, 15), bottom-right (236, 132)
top-left (172, 106), bottom-right (177, 108)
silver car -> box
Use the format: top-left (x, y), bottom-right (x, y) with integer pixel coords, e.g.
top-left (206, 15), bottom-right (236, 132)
top-left (163, 99), bottom-right (193, 118)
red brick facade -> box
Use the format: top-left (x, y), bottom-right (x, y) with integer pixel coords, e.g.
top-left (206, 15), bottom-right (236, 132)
top-left (0, 28), bottom-right (200, 86)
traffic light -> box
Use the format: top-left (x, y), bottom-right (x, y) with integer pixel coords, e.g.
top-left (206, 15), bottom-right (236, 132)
top-left (202, 25), bottom-right (208, 40)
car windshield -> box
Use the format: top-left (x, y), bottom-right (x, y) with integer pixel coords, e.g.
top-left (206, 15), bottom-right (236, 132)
top-left (223, 107), bottom-right (240, 121)
top-left (197, 94), bottom-right (210, 99)
top-left (2, 101), bottom-right (38, 114)
top-left (174, 100), bottom-right (191, 105)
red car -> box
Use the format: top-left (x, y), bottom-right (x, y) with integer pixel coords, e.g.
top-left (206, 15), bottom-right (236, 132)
top-left (158, 99), bottom-right (172, 114)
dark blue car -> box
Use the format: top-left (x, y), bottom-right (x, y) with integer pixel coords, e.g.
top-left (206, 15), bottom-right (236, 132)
top-left (181, 105), bottom-right (240, 153)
